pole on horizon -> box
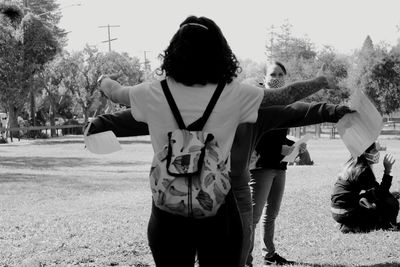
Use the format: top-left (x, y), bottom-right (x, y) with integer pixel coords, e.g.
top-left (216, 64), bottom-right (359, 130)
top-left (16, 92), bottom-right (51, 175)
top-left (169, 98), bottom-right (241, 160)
top-left (98, 24), bottom-right (120, 52)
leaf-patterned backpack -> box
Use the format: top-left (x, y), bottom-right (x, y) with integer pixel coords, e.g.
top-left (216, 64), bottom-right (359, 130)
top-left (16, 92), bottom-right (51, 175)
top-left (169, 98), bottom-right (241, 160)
top-left (150, 79), bottom-right (231, 218)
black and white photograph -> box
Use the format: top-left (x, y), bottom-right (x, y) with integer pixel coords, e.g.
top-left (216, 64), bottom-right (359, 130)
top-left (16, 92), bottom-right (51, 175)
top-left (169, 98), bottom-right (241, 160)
top-left (1, 0), bottom-right (400, 266)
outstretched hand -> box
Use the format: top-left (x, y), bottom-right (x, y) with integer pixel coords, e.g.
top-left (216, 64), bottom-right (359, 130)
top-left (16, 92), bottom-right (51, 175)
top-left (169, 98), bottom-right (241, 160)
top-left (383, 154), bottom-right (395, 174)
top-left (317, 63), bottom-right (338, 90)
top-left (335, 105), bottom-right (356, 120)
top-left (97, 73), bottom-right (122, 98)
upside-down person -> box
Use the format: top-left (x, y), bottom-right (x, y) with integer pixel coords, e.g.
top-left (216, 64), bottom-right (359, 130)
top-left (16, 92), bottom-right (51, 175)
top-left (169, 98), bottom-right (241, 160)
top-left (331, 142), bottom-right (399, 233)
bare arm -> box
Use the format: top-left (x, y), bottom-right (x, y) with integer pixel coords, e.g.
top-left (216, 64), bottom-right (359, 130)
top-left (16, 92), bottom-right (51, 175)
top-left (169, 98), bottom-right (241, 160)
top-left (260, 76), bottom-right (329, 108)
top-left (99, 77), bottom-right (132, 106)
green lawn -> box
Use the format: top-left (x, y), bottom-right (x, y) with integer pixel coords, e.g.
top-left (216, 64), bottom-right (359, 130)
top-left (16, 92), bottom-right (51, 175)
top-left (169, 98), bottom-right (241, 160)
top-left (0, 135), bottom-right (399, 267)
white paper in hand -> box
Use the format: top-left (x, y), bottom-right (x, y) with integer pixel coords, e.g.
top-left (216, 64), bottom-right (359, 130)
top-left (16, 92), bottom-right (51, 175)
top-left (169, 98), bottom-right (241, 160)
top-left (336, 88), bottom-right (383, 158)
top-left (281, 134), bottom-right (313, 163)
top-left (83, 120), bottom-right (122, 154)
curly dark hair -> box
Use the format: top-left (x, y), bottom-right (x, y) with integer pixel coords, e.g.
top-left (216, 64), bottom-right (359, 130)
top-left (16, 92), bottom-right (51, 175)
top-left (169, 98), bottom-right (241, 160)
top-left (158, 16), bottom-right (241, 86)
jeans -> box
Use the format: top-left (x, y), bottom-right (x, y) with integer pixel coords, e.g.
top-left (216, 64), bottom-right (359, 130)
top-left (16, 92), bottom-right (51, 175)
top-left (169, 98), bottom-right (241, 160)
top-left (247, 169), bottom-right (286, 264)
top-left (148, 190), bottom-right (242, 267)
top-left (232, 181), bottom-right (253, 267)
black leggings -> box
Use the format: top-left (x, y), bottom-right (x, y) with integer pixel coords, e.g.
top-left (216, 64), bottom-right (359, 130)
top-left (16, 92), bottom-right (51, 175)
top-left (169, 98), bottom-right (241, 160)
top-left (147, 191), bottom-right (243, 267)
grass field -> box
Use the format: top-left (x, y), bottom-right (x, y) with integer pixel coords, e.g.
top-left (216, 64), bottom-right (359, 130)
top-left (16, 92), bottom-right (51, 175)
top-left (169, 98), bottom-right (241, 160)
top-left (0, 135), bottom-right (399, 267)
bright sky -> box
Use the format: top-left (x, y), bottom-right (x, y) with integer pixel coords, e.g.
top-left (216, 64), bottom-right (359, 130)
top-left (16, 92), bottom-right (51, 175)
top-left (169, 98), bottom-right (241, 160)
top-left (58, 0), bottom-right (400, 69)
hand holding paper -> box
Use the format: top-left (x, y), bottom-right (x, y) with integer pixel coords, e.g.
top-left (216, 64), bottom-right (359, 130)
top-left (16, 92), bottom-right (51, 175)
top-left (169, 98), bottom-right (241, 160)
top-left (336, 89), bottom-right (384, 158)
top-left (83, 118), bottom-right (122, 154)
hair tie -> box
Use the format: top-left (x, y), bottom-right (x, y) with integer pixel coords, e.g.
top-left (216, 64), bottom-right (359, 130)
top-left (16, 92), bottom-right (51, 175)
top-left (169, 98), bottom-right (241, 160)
top-left (180, 23), bottom-right (208, 30)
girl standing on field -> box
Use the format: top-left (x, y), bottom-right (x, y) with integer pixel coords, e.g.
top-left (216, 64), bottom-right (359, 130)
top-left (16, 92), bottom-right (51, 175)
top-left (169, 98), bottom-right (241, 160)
top-left (98, 15), bottom-right (337, 267)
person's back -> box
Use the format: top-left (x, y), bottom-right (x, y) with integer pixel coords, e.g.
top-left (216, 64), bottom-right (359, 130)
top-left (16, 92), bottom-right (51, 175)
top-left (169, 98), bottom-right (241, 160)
top-left (99, 15), bottom-right (268, 267)
top-left (98, 15), bottom-right (345, 266)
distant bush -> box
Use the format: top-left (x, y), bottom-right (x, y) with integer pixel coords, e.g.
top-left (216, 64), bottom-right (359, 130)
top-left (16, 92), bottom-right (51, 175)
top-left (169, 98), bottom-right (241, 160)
top-left (62, 119), bottom-right (83, 135)
top-left (25, 130), bottom-right (49, 139)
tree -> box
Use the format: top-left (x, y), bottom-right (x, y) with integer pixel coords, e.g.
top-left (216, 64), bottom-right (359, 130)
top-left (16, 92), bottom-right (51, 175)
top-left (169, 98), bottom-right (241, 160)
top-left (305, 47), bottom-right (351, 105)
top-left (22, 12), bottom-right (60, 127)
top-left (266, 20), bottom-right (317, 63)
top-left (22, 0), bottom-right (67, 47)
top-left (345, 36), bottom-right (389, 107)
top-left (361, 35), bottom-right (374, 55)
top-left (236, 58), bottom-right (264, 84)
top-left (61, 46), bottom-right (143, 123)
top-left (101, 51), bottom-right (143, 86)
top-left (0, 2), bottom-right (27, 136)
top-left (38, 54), bottom-right (72, 136)
top-left (0, 1), bottom-right (60, 136)
top-left (369, 53), bottom-right (400, 115)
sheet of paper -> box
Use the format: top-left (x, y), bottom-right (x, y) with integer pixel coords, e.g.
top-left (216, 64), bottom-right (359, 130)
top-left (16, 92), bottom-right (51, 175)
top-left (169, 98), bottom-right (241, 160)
top-left (83, 118), bottom-right (122, 154)
top-left (336, 88), bottom-right (384, 158)
top-left (281, 134), bottom-right (313, 163)
top-left (84, 130), bottom-right (122, 154)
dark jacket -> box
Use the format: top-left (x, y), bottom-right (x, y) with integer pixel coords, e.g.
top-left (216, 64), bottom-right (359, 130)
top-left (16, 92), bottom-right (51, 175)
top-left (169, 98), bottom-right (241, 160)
top-left (88, 109), bottom-right (149, 137)
top-left (254, 129), bottom-right (294, 170)
top-left (331, 165), bottom-right (393, 210)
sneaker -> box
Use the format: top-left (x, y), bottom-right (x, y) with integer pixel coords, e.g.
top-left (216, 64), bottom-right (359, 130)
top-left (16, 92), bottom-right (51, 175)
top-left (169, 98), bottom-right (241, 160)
top-left (339, 224), bottom-right (362, 234)
top-left (264, 253), bottom-right (294, 266)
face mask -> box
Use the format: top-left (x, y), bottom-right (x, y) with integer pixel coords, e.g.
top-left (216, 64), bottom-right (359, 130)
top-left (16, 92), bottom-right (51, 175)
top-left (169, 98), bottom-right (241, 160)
top-left (364, 151), bottom-right (380, 164)
top-left (266, 78), bottom-right (285, 88)
top-left (84, 121), bottom-right (122, 154)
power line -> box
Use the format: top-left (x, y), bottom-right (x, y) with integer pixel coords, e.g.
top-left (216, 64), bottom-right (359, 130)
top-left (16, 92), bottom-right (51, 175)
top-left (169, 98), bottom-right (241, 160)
top-left (98, 24), bottom-right (120, 52)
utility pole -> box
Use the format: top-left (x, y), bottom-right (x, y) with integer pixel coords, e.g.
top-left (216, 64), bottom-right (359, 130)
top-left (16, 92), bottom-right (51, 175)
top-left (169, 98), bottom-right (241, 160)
top-left (143, 50), bottom-right (151, 71)
top-left (98, 24), bottom-right (120, 52)
top-left (141, 50), bottom-right (151, 80)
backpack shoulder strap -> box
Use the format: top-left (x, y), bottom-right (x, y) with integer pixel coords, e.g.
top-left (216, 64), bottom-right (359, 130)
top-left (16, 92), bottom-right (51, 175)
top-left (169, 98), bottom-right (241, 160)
top-left (161, 79), bottom-right (186, 129)
top-left (188, 81), bottom-right (226, 131)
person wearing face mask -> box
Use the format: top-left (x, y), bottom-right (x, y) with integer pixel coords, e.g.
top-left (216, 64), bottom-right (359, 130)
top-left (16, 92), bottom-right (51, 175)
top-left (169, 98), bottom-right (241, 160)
top-left (331, 142), bottom-right (400, 233)
top-left (247, 61), bottom-right (308, 266)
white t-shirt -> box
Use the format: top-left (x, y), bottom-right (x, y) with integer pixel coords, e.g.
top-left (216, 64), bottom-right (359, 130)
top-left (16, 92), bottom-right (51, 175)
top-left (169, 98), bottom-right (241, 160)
top-left (129, 77), bottom-right (263, 159)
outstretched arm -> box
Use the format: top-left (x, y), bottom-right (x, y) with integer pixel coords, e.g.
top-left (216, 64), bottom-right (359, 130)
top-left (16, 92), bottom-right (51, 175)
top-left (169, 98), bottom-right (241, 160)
top-left (379, 154), bottom-right (395, 193)
top-left (99, 77), bottom-right (132, 106)
top-left (87, 109), bottom-right (149, 137)
top-left (257, 102), bottom-right (353, 134)
top-left (260, 76), bottom-right (330, 108)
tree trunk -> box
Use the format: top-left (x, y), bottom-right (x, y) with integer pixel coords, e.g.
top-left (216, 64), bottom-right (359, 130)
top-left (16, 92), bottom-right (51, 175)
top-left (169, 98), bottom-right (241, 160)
top-left (7, 102), bottom-right (20, 141)
top-left (84, 107), bottom-right (89, 124)
top-left (49, 104), bottom-right (56, 137)
top-left (315, 124), bottom-right (321, 138)
top-left (30, 90), bottom-right (36, 126)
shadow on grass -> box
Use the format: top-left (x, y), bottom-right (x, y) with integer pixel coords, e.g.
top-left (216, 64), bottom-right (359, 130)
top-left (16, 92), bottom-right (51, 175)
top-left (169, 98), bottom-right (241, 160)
top-left (296, 262), bottom-right (400, 267)
top-left (0, 173), bottom-right (42, 182)
top-left (0, 172), bottom-right (141, 193)
top-left (32, 139), bottom-right (151, 145)
top-left (0, 156), bottom-right (150, 169)
top-left (0, 156), bottom-right (97, 169)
